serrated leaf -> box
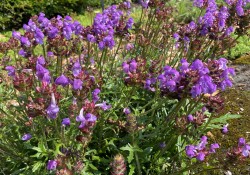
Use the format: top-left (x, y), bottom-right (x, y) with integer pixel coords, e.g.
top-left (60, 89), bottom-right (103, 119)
top-left (129, 164), bottom-right (135, 175)
top-left (210, 113), bottom-right (241, 124)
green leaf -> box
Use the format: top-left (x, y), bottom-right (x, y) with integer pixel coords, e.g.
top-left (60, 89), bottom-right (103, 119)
top-left (128, 164), bottom-right (135, 175)
top-left (32, 161), bottom-right (44, 172)
top-left (210, 113), bottom-right (241, 124)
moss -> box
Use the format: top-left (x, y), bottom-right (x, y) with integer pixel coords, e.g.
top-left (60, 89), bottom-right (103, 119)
top-left (234, 55), bottom-right (250, 65)
top-left (210, 88), bottom-right (250, 174)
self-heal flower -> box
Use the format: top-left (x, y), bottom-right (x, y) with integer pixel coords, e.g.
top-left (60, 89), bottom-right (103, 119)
top-left (35, 28), bottom-right (44, 44)
top-left (19, 49), bottom-right (27, 57)
top-left (22, 133), bottom-right (32, 141)
top-left (76, 108), bottom-right (85, 122)
top-left (12, 31), bottom-right (21, 40)
top-left (187, 114), bottom-right (194, 122)
top-left (92, 88), bottom-right (101, 103)
top-left (20, 36), bottom-right (31, 47)
top-left (123, 108), bottom-right (131, 115)
top-left (72, 79), bottom-right (83, 90)
top-left (221, 124), bottom-right (228, 134)
top-left (95, 102), bottom-right (111, 110)
top-left (85, 113), bottom-right (97, 123)
top-left (62, 118), bottom-right (70, 126)
top-left (55, 74), bottom-right (69, 87)
top-left (5, 66), bottom-right (15, 77)
top-left (122, 62), bottom-right (130, 74)
top-left (72, 61), bottom-right (81, 77)
top-left (129, 59), bottom-right (137, 72)
top-left (47, 160), bottom-right (57, 170)
top-left (46, 93), bottom-right (59, 119)
top-left (87, 34), bottom-right (96, 43)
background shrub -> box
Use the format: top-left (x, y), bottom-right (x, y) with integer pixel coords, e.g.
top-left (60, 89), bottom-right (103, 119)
top-left (0, 0), bottom-right (123, 31)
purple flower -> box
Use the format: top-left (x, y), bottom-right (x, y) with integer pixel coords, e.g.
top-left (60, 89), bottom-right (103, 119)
top-left (46, 93), bottom-right (59, 119)
top-left (173, 33), bottom-right (180, 41)
top-left (236, 0), bottom-right (244, 16)
top-left (129, 59), bottom-right (137, 72)
top-left (55, 74), bottom-right (69, 87)
top-left (22, 133), bottom-right (32, 141)
top-left (37, 56), bottom-right (45, 65)
top-left (218, 6), bottom-right (229, 30)
top-left (224, 26), bottom-right (234, 36)
top-left (35, 28), bottom-right (44, 44)
top-left (95, 102), bottom-right (111, 110)
top-left (72, 79), bottom-right (83, 90)
top-left (5, 66), bottom-right (15, 77)
top-left (144, 78), bottom-right (156, 92)
top-left (242, 144), bottom-right (250, 157)
top-left (185, 145), bottom-right (196, 158)
top-left (20, 36), bottom-right (31, 47)
top-left (87, 34), bottom-right (96, 43)
top-left (48, 27), bottom-right (58, 39)
top-left (92, 88), bottom-right (101, 103)
top-left (193, 0), bottom-right (204, 7)
top-left (221, 124), bottom-right (228, 134)
top-left (62, 118), bottom-right (70, 126)
top-left (123, 108), bottom-right (131, 115)
top-left (209, 143), bottom-right (220, 153)
top-left (72, 61), bottom-right (81, 77)
top-left (187, 114), bottom-right (194, 122)
top-left (126, 17), bottom-right (134, 29)
top-left (125, 43), bottom-right (134, 51)
top-left (12, 31), bottom-right (21, 40)
top-left (122, 62), bottom-right (130, 74)
top-left (238, 138), bottom-right (246, 147)
top-left (85, 113), bottom-right (97, 123)
top-left (196, 152), bottom-right (206, 161)
top-left (63, 25), bottom-right (73, 40)
top-left (47, 160), bottom-right (57, 170)
top-left (76, 108), bottom-right (85, 122)
top-left (140, 0), bottom-right (149, 8)
top-left (19, 49), bottom-right (27, 57)
top-left (47, 51), bottom-right (54, 57)
top-left (36, 63), bottom-right (51, 83)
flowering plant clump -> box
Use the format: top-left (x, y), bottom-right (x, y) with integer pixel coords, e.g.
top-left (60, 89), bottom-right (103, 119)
top-left (0, 0), bottom-right (249, 174)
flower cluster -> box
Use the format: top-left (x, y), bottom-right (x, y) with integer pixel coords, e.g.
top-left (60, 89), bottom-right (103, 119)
top-left (90, 3), bottom-right (133, 50)
top-left (145, 58), bottom-right (235, 98)
top-left (229, 138), bottom-right (250, 158)
top-left (185, 136), bottom-right (220, 161)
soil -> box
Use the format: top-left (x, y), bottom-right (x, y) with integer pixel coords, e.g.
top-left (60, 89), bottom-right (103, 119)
top-left (209, 57), bottom-right (250, 175)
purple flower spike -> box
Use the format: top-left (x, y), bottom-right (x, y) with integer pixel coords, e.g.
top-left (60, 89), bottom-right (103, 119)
top-left (47, 160), bottom-right (57, 170)
top-left (46, 93), bottom-right (59, 119)
top-left (62, 118), bottom-right (70, 126)
top-left (72, 79), bottom-right (83, 90)
top-left (85, 113), bottom-right (97, 123)
top-left (22, 133), bottom-right (32, 141)
top-left (37, 56), bottom-right (45, 65)
top-left (55, 74), bottom-right (69, 87)
top-left (187, 114), bottom-right (194, 122)
top-left (5, 66), bottom-right (15, 77)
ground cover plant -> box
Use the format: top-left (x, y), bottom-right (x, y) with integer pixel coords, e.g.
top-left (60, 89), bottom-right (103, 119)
top-left (0, 0), bottom-right (250, 174)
